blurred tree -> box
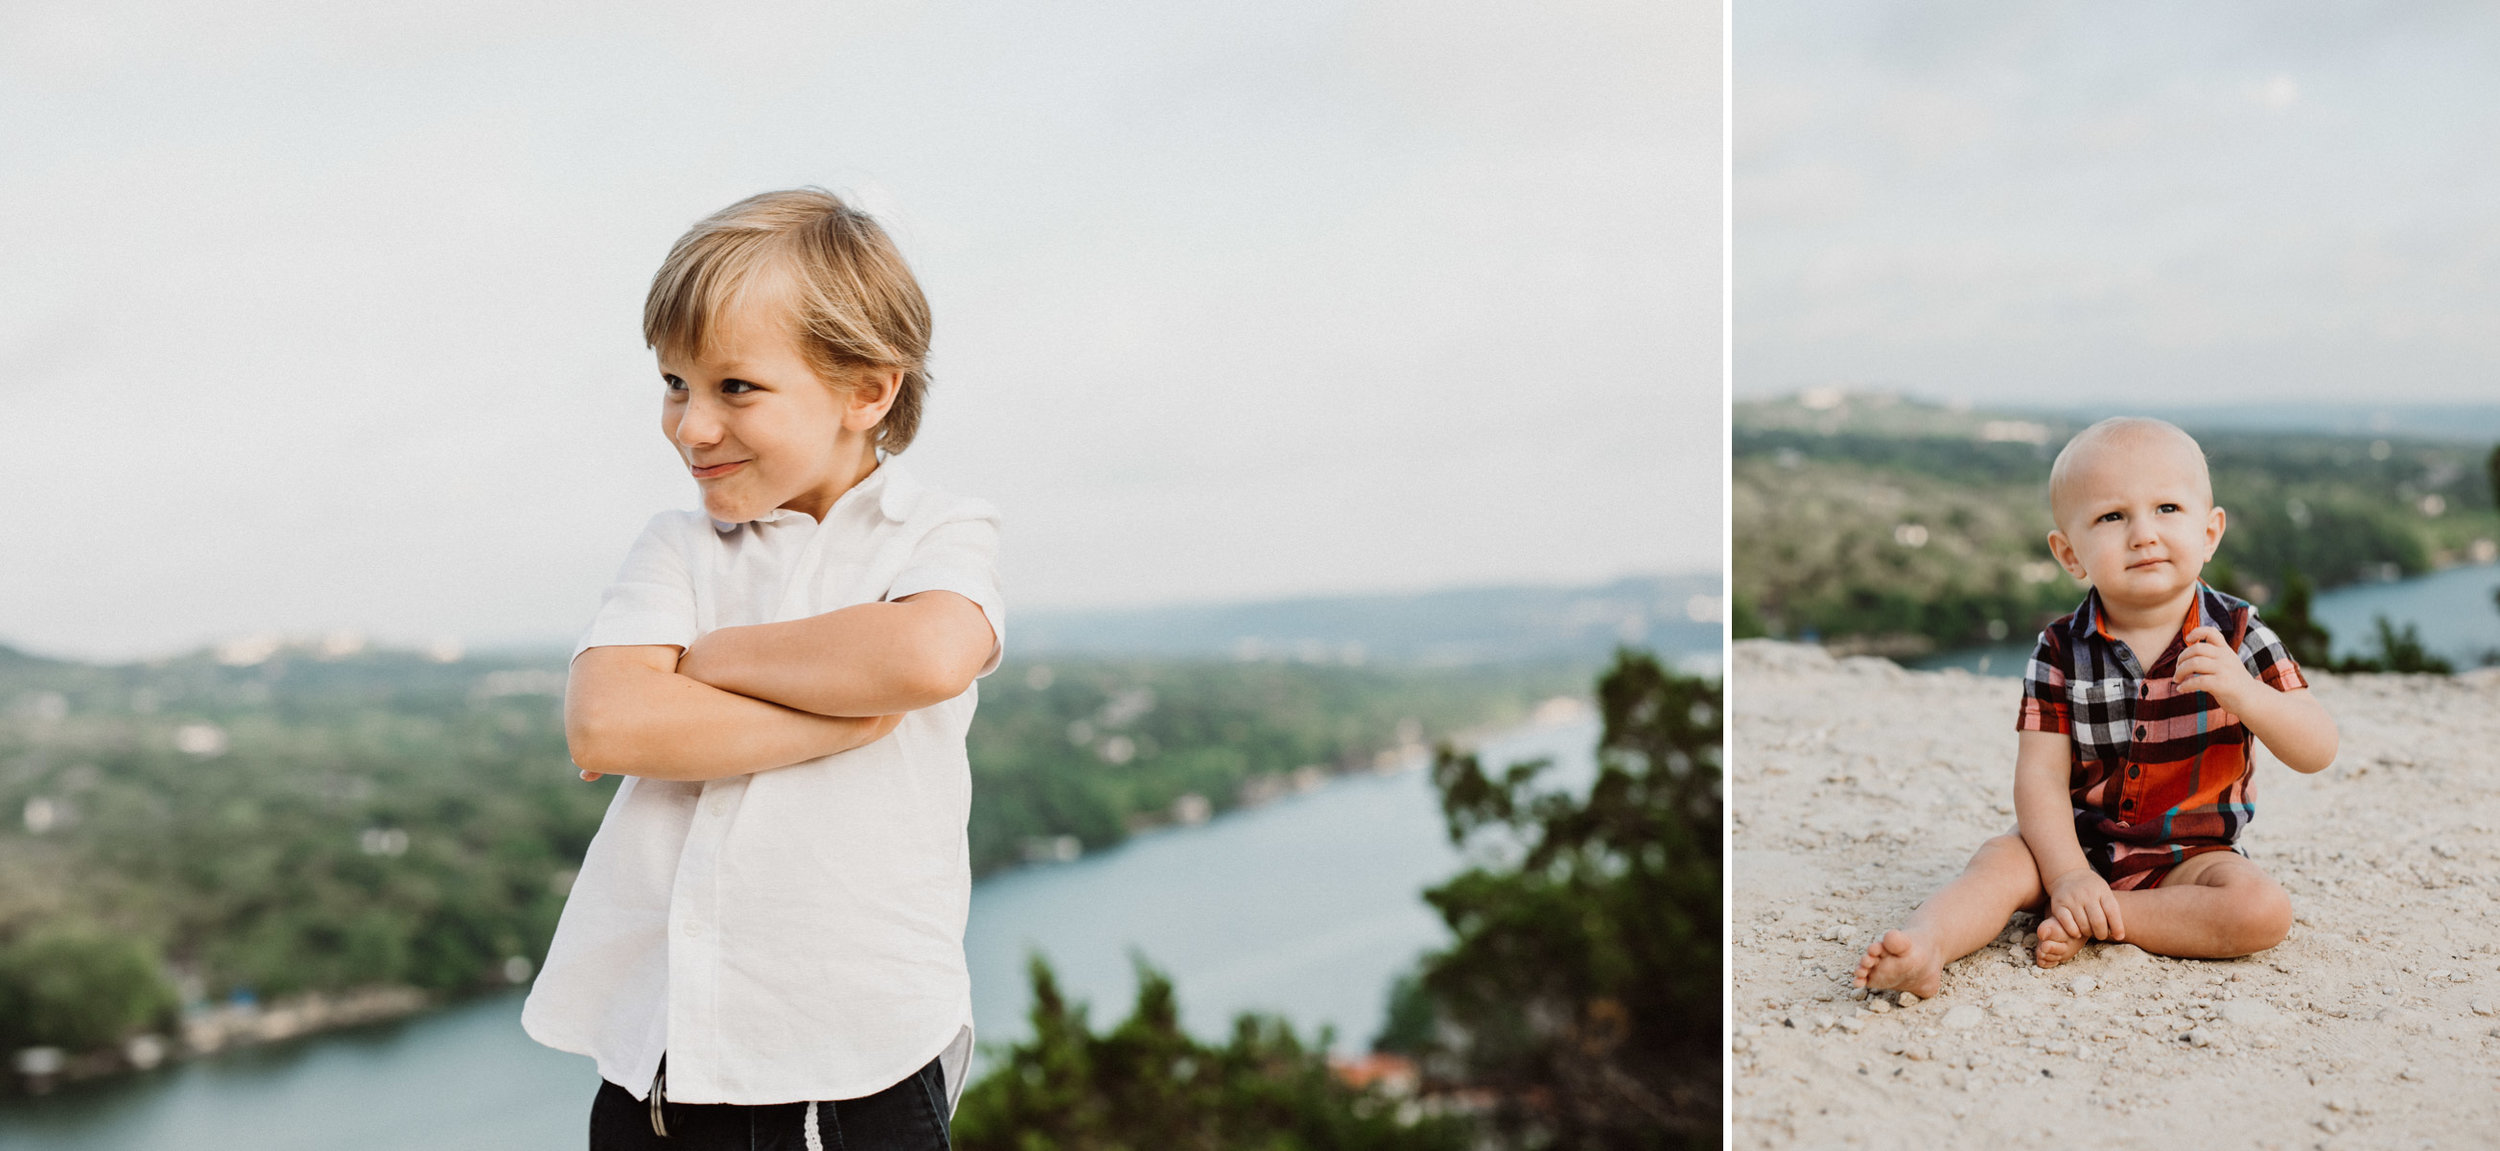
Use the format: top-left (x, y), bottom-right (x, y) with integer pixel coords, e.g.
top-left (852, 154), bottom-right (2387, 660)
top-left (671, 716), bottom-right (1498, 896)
top-left (1411, 649), bottom-right (1720, 1149)
top-left (953, 957), bottom-right (1468, 1151)
top-left (2270, 570), bottom-right (2335, 669)
top-left (0, 928), bottom-right (177, 1053)
top-left (2363, 617), bottom-right (2452, 674)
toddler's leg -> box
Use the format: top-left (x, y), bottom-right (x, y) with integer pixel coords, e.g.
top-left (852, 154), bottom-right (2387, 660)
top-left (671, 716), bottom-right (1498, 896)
top-left (1853, 833), bottom-right (2043, 999)
top-left (2097, 851), bottom-right (2292, 959)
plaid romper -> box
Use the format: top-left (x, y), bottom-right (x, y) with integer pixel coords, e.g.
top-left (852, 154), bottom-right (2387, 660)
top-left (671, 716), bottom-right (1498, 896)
top-left (2016, 584), bottom-right (2308, 891)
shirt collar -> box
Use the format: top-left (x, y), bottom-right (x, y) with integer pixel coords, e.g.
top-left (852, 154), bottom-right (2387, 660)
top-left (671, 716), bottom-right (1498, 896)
top-left (2078, 583), bottom-right (2223, 667)
top-left (709, 460), bottom-right (921, 532)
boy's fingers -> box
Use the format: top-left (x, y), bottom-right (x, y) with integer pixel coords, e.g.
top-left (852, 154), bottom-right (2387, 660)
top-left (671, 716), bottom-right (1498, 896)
top-left (2105, 897), bottom-right (2126, 940)
top-left (579, 769), bottom-right (602, 781)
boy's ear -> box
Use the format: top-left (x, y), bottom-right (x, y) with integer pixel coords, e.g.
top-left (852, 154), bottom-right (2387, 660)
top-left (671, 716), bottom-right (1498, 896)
top-left (842, 368), bottom-right (905, 433)
top-left (2045, 528), bottom-right (2088, 583)
top-left (2205, 505), bottom-right (2228, 560)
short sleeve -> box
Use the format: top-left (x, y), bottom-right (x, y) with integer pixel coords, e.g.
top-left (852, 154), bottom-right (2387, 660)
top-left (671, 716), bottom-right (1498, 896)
top-left (886, 506), bottom-right (1005, 677)
top-left (572, 513), bottom-right (701, 660)
top-left (2237, 617), bottom-right (2309, 693)
top-left (2016, 627), bottom-right (2072, 734)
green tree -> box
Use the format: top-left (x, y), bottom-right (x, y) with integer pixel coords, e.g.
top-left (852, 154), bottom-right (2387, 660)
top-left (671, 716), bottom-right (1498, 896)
top-left (0, 928), bottom-right (178, 1053)
top-left (954, 957), bottom-right (1469, 1151)
top-left (2269, 569), bottom-right (2335, 669)
top-left (1410, 650), bottom-right (1720, 1149)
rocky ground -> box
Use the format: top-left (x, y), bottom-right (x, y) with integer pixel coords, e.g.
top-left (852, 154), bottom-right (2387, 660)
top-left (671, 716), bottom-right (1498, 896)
top-left (1730, 641), bottom-right (2500, 1150)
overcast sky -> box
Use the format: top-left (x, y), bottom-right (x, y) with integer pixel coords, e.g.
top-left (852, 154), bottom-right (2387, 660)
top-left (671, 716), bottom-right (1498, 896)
top-left (1738, 2), bottom-right (2500, 405)
top-left (3, 0), bottom-right (1721, 662)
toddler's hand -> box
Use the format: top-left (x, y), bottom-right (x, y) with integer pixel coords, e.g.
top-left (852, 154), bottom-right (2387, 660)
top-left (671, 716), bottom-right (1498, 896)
top-left (2174, 625), bottom-right (2259, 710)
top-left (2044, 867), bottom-right (2126, 942)
top-left (579, 769), bottom-right (603, 782)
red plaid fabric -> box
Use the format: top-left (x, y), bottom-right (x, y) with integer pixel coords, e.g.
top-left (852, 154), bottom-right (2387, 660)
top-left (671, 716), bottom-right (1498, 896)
top-left (2016, 584), bottom-right (2307, 891)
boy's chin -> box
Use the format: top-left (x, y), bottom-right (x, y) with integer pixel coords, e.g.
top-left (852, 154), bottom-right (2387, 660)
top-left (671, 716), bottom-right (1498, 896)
top-left (698, 491), bottom-right (767, 525)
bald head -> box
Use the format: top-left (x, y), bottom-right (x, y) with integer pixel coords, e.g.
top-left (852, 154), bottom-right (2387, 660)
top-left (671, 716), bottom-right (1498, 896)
top-left (2049, 417), bottom-right (2213, 531)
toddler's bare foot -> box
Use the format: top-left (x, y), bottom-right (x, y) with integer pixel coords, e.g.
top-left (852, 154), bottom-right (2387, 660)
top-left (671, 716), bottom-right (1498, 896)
top-left (1852, 929), bottom-right (1943, 1000)
top-left (2034, 918), bottom-right (2084, 967)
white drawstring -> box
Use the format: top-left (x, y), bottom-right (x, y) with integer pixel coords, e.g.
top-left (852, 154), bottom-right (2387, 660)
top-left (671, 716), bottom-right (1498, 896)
top-left (804, 1100), bottom-right (825, 1151)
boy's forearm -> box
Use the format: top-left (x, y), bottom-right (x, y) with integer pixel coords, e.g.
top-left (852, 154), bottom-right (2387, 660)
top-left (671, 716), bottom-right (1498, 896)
top-left (567, 648), bottom-right (895, 781)
top-left (2012, 731), bottom-right (2091, 880)
top-left (676, 594), bottom-right (994, 718)
top-left (2229, 686), bottom-right (2338, 774)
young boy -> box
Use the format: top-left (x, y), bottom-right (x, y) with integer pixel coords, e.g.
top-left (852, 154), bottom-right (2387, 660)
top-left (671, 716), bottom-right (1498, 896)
top-left (1854, 417), bottom-right (2339, 1000)
top-left (522, 190), bottom-right (1001, 1150)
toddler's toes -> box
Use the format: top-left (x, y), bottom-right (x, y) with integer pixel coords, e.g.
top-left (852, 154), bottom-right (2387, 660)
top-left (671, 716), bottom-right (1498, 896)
top-left (2034, 919), bottom-right (2079, 967)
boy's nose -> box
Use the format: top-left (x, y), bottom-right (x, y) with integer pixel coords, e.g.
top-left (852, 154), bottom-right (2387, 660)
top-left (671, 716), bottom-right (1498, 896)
top-left (673, 395), bottom-right (724, 446)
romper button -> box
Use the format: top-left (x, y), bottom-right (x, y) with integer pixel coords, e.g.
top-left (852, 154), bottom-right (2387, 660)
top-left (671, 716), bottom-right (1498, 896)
top-left (681, 921), bottom-right (703, 938)
top-left (2133, 725), bottom-right (2145, 740)
top-left (2128, 766), bottom-right (2140, 778)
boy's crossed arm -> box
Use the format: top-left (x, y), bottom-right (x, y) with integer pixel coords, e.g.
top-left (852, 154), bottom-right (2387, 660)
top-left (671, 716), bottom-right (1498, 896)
top-left (565, 591), bottom-right (995, 783)
top-left (676, 591), bottom-right (997, 719)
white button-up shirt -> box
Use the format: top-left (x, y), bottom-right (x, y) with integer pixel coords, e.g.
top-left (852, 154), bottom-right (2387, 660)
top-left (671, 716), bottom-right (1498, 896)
top-left (522, 463), bottom-right (1000, 1109)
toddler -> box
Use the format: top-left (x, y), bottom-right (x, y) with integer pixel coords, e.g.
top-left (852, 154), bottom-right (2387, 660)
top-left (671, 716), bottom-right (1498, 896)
top-left (1854, 417), bottom-right (2338, 999)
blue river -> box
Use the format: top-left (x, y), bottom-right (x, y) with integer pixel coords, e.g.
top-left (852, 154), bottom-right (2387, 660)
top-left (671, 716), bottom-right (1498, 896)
top-left (1912, 563), bottom-right (2500, 675)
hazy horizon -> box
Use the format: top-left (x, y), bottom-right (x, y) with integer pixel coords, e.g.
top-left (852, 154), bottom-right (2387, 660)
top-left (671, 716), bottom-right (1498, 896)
top-left (4, 1), bottom-right (1722, 662)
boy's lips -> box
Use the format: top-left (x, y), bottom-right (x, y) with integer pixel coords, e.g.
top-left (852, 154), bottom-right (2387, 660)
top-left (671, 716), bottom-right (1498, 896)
top-left (690, 459), bottom-right (748, 480)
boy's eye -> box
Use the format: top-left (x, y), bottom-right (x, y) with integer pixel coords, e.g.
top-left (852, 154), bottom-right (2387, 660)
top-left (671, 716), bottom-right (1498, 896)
top-left (662, 374), bottom-right (687, 392)
top-left (2158, 502), bottom-right (2181, 514)
top-left (721, 378), bottom-right (759, 394)
top-left (2097, 511), bottom-right (2123, 523)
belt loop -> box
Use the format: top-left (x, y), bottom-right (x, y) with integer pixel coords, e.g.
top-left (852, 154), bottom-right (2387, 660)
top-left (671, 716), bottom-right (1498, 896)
top-left (648, 1060), bottom-right (669, 1138)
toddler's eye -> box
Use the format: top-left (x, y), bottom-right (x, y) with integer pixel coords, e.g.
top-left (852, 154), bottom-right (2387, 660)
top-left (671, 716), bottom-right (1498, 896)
top-left (2158, 502), bottom-right (2181, 514)
top-left (721, 378), bottom-right (759, 394)
top-left (662, 374), bottom-right (687, 392)
top-left (2097, 511), bottom-right (2123, 523)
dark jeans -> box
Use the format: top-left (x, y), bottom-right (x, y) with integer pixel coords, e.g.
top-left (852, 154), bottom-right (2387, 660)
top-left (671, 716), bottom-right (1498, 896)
top-left (589, 1056), bottom-right (950, 1151)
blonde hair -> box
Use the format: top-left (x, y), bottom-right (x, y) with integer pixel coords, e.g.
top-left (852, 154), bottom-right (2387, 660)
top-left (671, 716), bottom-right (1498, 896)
top-left (644, 188), bottom-right (932, 453)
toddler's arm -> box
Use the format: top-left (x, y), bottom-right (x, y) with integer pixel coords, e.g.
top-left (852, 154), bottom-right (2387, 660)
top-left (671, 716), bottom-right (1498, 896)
top-left (2174, 626), bottom-right (2338, 774)
top-left (672, 591), bottom-right (997, 718)
top-left (2015, 730), bottom-right (2126, 942)
top-left (566, 645), bottom-right (902, 781)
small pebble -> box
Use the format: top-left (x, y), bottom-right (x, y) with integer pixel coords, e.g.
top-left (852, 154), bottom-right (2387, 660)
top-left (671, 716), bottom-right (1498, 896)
top-left (2472, 999), bottom-right (2498, 1017)
top-left (2184, 1027), bottom-right (2216, 1047)
top-left (1865, 997), bottom-right (1891, 1014)
top-left (2070, 975), bottom-right (2098, 995)
top-left (1897, 991), bottom-right (1921, 1008)
top-left (1942, 1004), bottom-right (1984, 1030)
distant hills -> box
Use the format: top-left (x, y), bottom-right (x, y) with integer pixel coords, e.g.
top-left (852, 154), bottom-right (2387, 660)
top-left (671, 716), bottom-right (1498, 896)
top-left (1013, 574), bottom-right (1722, 668)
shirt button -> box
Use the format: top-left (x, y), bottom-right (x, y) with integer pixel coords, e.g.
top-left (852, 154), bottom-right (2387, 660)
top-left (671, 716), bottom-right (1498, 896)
top-left (681, 921), bottom-right (704, 938)
top-left (2122, 799), bottom-right (2134, 810)
top-left (2133, 725), bottom-right (2146, 740)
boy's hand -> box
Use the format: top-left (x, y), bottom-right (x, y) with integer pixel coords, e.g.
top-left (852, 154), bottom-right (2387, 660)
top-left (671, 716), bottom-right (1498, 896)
top-left (2044, 867), bottom-right (2126, 942)
top-left (2174, 625), bottom-right (2261, 712)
